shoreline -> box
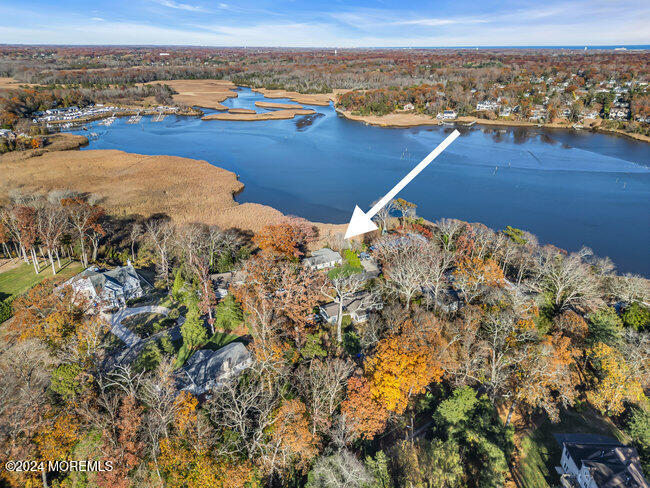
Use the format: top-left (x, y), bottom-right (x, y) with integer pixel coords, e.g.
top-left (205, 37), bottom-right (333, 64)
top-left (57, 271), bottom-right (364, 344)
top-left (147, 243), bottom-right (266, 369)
top-left (0, 146), bottom-right (346, 240)
top-left (250, 87), bottom-right (343, 106)
top-left (336, 109), bottom-right (650, 142)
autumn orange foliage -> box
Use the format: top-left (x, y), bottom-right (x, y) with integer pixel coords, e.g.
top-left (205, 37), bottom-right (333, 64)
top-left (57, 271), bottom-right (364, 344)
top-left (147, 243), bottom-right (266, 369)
top-left (253, 217), bottom-right (315, 259)
top-left (342, 319), bottom-right (444, 439)
top-left (159, 438), bottom-right (257, 488)
top-left (268, 399), bottom-right (319, 472)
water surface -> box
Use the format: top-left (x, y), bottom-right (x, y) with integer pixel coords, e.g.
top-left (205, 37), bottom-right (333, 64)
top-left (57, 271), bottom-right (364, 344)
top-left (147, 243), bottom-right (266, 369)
top-left (71, 87), bottom-right (650, 275)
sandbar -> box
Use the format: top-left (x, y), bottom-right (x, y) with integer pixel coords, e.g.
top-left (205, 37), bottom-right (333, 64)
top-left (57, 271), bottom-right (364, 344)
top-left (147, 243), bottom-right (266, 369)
top-left (202, 108), bottom-right (316, 121)
top-left (251, 88), bottom-right (342, 106)
top-left (255, 101), bottom-right (303, 109)
top-left (228, 108), bottom-right (257, 114)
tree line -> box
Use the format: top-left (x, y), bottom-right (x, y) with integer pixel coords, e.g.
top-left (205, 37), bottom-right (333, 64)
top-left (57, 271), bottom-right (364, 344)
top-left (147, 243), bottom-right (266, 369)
top-left (0, 195), bottom-right (648, 488)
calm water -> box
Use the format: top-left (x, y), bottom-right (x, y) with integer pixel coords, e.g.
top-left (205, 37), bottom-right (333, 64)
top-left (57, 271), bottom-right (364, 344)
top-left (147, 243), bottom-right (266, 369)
top-left (71, 87), bottom-right (650, 275)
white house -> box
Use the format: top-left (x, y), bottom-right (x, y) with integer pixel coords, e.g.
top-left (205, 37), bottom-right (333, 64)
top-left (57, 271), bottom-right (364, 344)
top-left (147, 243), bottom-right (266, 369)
top-left (555, 434), bottom-right (648, 488)
top-left (476, 100), bottom-right (499, 112)
top-left (63, 264), bottom-right (143, 310)
top-left (499, 107), bottom-right (512, 117)
top-left (609, 108), bottom-right (630, 120)
top-left (303, 248), bottom-right (343, 270)
top-left (402, 103), bottom-right (415, 111)
top-left (437, 110), bottom-right (457, 120)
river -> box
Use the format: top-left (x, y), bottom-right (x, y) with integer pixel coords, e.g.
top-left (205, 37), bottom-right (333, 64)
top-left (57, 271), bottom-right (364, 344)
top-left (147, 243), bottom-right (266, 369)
top-left (69, 87), bottom-right (650, 275)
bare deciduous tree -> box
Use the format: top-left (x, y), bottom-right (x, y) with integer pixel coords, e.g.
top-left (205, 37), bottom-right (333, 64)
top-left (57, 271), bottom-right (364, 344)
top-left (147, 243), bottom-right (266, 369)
top-left (145, 218), bottom-right (175, 285)
top-left (531, 247), bottom-right (603, 313)
top-left (298, 358), bottom-right (354, 435)
top-left (321, 273), bottom-right (366, 342)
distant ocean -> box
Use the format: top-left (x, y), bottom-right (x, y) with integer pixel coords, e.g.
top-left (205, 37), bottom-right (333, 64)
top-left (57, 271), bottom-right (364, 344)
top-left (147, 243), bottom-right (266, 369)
top-left (386, 45), bottom-right (650, 50)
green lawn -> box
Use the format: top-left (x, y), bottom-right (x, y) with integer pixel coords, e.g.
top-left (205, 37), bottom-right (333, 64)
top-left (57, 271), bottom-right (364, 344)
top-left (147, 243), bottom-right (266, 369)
top-left (516, 405), bottom-right (628, 488)
top-left (0, 259), bottom-right (83, 301)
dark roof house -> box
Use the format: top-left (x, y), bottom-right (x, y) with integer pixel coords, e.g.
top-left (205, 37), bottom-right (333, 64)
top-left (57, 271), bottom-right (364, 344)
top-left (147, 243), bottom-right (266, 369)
top-left (555, 434), bottom-right (648, 488)
top-left (63, 264), bottom-right (143, 310)
top-left (178, 342), bottom-right (252, 396)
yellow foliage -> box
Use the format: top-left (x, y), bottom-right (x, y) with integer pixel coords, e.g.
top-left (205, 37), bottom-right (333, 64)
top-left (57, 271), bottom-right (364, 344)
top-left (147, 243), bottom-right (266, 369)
top-left (588, 342), bottom-right (646, 416)
top-left (365, 320), bottom-right (444, 414)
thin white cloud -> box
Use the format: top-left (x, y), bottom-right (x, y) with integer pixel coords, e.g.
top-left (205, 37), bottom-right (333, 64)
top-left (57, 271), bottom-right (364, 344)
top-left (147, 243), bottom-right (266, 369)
top-left (155, 0), bottom-right (206, 13)
top-left (394, 18), bottom-right (488, 27)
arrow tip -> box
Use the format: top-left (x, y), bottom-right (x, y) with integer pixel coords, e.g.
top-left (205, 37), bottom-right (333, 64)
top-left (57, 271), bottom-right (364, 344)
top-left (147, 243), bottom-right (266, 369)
top-left (344, 205), bottom-right (379, 239)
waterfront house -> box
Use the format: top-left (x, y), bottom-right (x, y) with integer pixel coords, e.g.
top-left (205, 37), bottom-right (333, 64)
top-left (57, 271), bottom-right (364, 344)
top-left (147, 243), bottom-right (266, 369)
top-left (437, 110), bottom-right (457, 120)
top-left (609, 108), bottom-right (630, 120)
top-left (303, 248), bottom-right (343, 270)
top-left (499, 107), bottom-right (512, 117)
top-left (402, 103), bottom-right (415, 111)
top-left (178, 342), bottom-right (252, 396)
top-left (63, 264), bottom-right (143, 310)
top-left (555, 434), bottom-right (648, 488)
top-left (476, 100), bottom-right (499, 112)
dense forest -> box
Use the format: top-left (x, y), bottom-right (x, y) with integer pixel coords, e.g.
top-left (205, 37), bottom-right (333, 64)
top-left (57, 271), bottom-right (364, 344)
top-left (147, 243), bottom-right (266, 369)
top-left (0, 190), bottom-right (648, 488)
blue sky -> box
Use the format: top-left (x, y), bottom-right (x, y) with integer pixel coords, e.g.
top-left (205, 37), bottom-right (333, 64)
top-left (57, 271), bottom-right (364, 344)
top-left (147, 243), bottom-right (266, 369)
top-left (2, 0), bottom-right (649, 47)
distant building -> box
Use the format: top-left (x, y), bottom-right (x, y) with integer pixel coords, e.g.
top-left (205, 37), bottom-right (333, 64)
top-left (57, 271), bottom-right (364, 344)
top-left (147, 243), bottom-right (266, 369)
top-left (609, 108), bottom-right (630, 120)
top-left (555, 434), bottom-right (648, 488)
top-left (178, 342), bottom-right (252, 396)
top-left (499, 107), bottom-right (512, 117)
top-left (476, 100), bottom-right (499, 112)
top-left (303, 248), bottom-right (343, 270)
top-left (438, 110), bottom-right (457, 120)
top-left (403, 103), bottom-right (415, 111)
top-left (63, 264), bottom-right (143, 310)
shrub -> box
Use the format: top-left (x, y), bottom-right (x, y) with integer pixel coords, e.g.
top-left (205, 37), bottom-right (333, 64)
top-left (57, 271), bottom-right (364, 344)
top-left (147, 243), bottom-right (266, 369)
top-left (0, 299), bottom-right (13, 323)
top-left (622, 303), bottom-right (650, 331)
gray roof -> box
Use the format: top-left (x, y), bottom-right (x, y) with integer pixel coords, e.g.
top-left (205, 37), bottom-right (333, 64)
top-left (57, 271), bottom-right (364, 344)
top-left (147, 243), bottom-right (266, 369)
top-left (71, 264), bottom-right (140, 293)
top-left (179, 342), bottom-right (251, 395)
top-left (210, 270), bottom-right (247, 287)
top-left (321, 291), bottom-right (378, 318)
top-left (556, 434), bottom-right (648, 488)
top-left (303, 248), bottom-right (342, 267)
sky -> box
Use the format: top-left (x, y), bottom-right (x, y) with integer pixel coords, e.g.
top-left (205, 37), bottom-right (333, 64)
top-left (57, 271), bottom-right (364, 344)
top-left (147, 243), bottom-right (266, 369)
top-left (1, 0), bottom-right (649, 47)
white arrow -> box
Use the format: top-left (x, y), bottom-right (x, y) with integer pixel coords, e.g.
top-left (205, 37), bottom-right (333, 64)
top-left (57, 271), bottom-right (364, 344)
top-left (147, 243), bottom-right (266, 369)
top-left (344, 129), bottom-right (460, 239)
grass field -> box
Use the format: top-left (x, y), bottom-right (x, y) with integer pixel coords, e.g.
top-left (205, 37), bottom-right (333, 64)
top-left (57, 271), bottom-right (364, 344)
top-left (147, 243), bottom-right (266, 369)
top-left (0, 259), bottom-right (83, 301)
top-left (516, 405), bottom-right (628, 488)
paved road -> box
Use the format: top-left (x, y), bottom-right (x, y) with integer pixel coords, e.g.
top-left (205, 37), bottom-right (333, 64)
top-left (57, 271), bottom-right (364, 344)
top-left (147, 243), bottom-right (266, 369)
top-left (102, 305), bottom-right (184, 370)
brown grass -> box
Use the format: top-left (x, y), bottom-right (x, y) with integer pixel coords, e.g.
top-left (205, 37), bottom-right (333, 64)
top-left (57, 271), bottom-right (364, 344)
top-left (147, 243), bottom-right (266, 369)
top-left (251, 88), bottom-right (342, 106)
top-left (0, 133), bottom-right (88, 163)
top-left (228, 108), bottom-right (256, 114)
top-left (255, 101), bottom-right (303, 109)
top-left (149, 79), bottom-right (238, 110)
top-left (0, 77), bottom-right (36, 91)
top-left (0, 148), bottom-right (286, 231)
top-left (337, 110), bottom-right (443, 127)
top-left (202, 108), bottom-right (316, 121)
top-left (0, 147), bottom-right (347, 237)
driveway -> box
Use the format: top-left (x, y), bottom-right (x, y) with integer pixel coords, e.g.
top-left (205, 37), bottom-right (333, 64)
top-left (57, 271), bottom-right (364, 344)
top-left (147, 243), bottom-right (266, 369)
top-left (102, 305), bottom-right (184, 370)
